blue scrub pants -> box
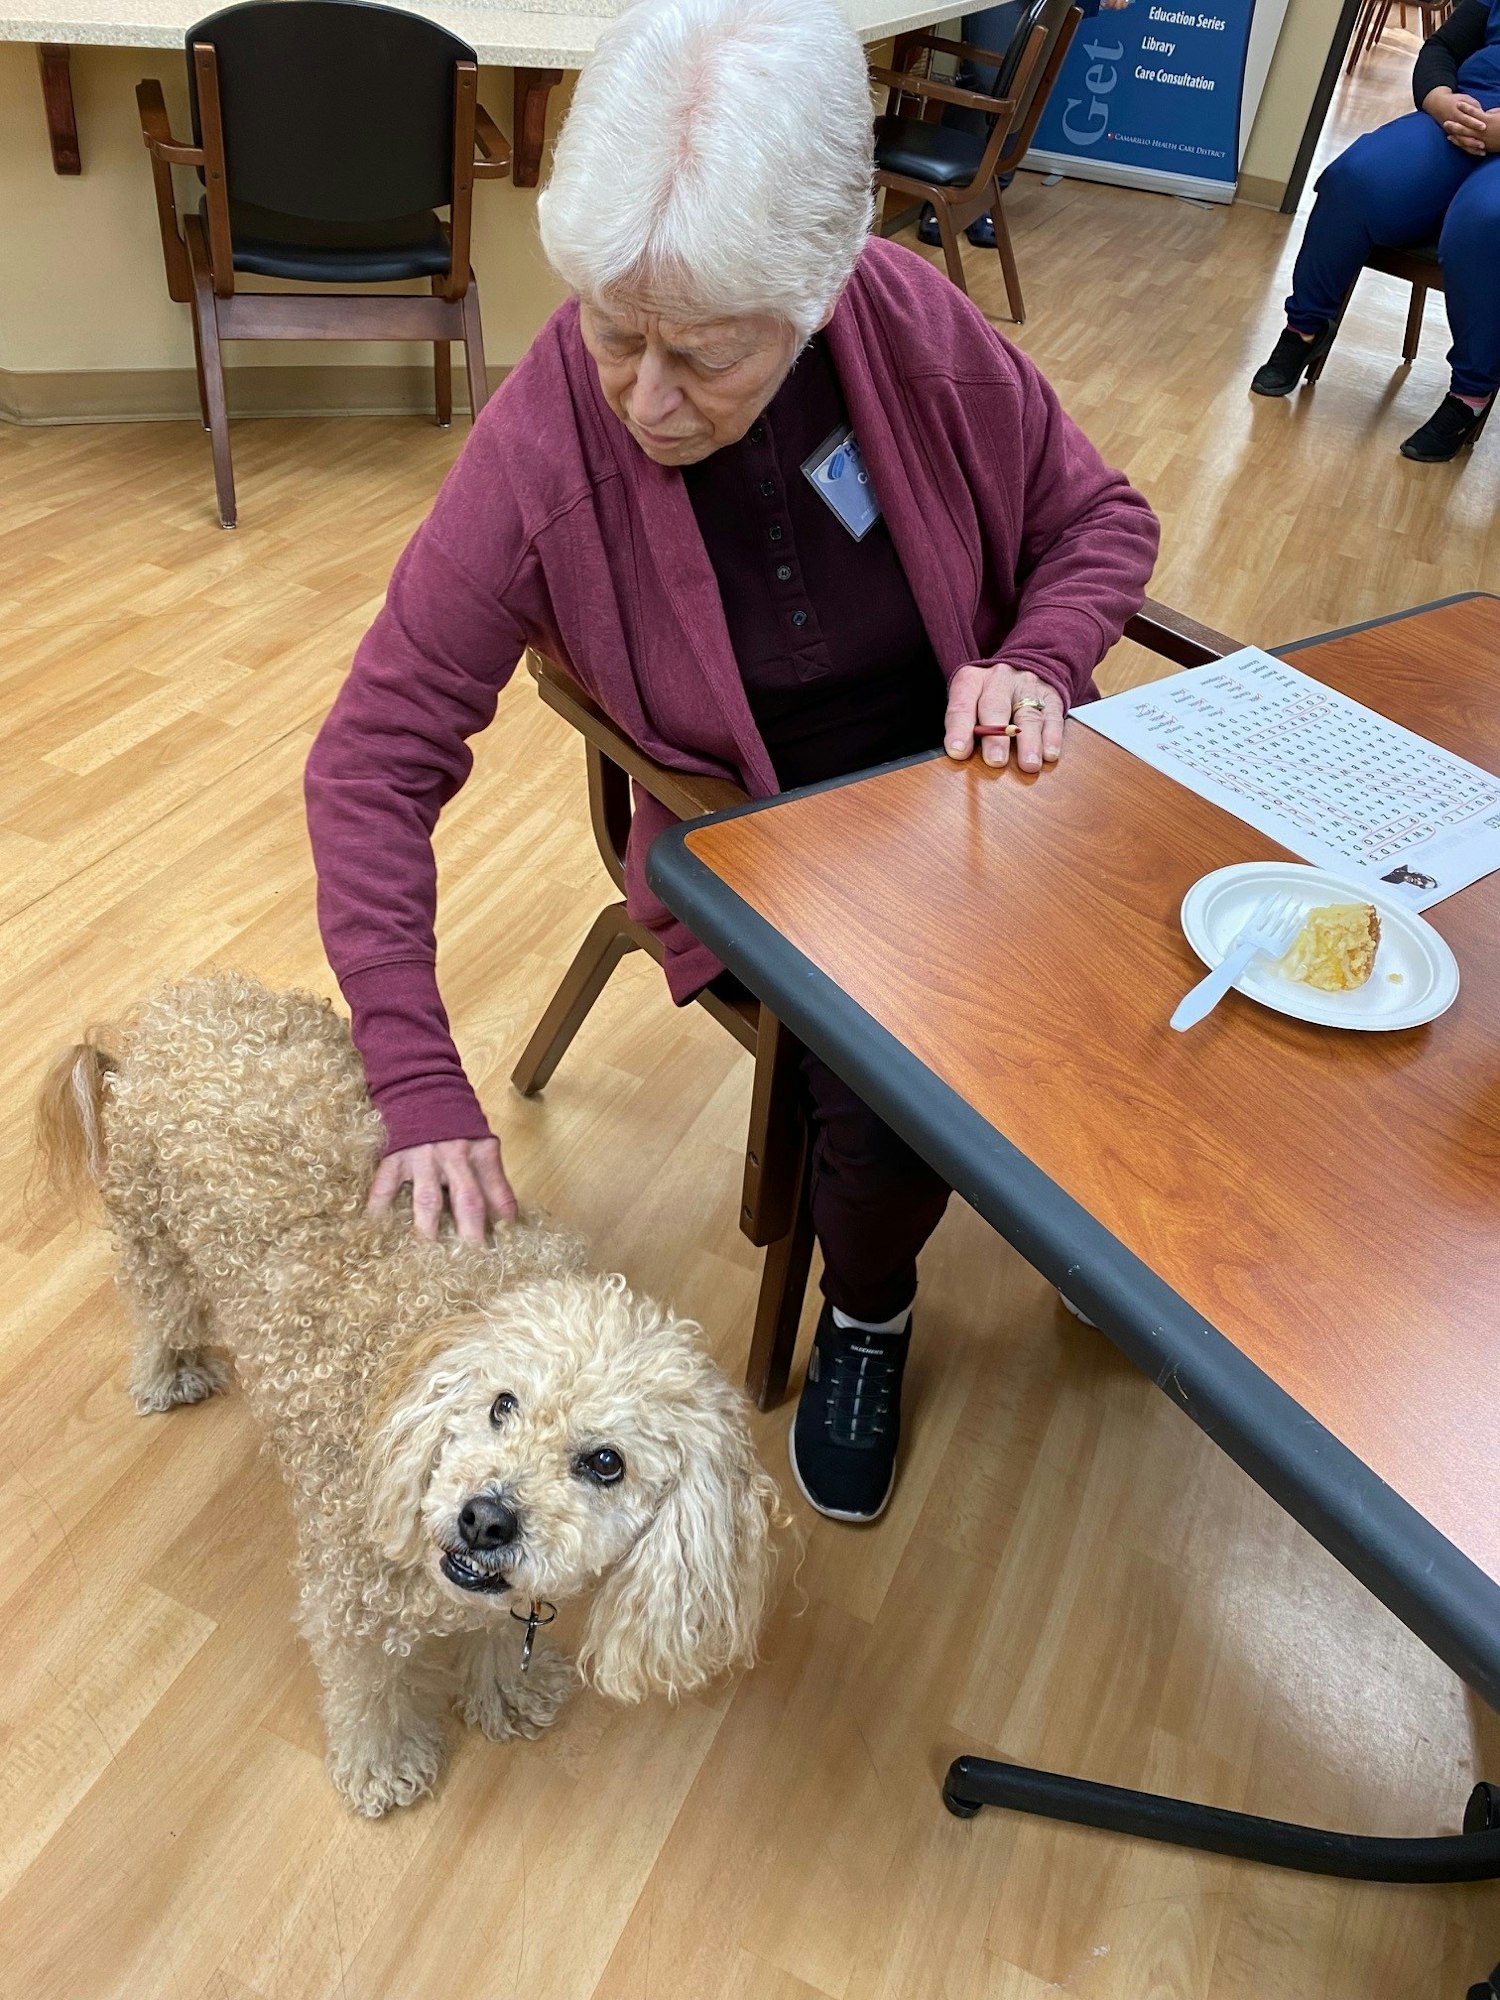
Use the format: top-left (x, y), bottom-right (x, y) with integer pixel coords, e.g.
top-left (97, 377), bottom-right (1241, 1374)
top-left (1286, 109), bottom-right (1500, 399)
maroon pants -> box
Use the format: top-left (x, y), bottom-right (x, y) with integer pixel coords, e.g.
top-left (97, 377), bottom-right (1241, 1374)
top-left (802, 1050), bottom-right (951, 1324)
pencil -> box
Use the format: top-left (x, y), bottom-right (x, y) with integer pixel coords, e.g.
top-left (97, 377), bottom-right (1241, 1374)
top-left (971, 722), bottom-right (1024, 738)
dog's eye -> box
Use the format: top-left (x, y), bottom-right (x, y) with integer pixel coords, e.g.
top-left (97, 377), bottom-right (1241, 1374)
top-left (490, 1392), bottom-right (518, 1428)
top-left (579, 1446), bottom-right (625, 1485)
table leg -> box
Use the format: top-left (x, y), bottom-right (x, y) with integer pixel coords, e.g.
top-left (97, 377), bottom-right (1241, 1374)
top-left (38, 45), bottom-right (81, 176)
top-left (941, 1756), bottom-right (1500, 1882)
top-left (511, 67), bottom-right (563, 188)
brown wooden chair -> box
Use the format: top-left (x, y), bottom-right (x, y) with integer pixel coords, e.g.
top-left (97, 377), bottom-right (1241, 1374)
top-left (870, 0), bottom-right (1081, 320)
top-left (513, 598), bottom-right (1237, 1412)
top-left (1346, 0), bottom-right (1452, 74)
top-left (510, 655), bottom-right (815, 1414)
top-left (136, 0), bottom-right (510, 529)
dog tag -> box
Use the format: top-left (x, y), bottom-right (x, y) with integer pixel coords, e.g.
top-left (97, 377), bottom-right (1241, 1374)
top-left (801, 425), bottom-right (881, 541)
top-left (511, 1597), bottom-right (557, 1671)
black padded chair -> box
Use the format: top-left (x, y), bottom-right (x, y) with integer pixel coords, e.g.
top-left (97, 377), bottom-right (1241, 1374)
top-left (871, 0), bottom-right (1079, 319)
top-left (136, 0), bottom-right (510, 527)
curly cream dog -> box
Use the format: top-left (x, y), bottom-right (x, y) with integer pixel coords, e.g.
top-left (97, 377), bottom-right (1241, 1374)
top-left (37, 973), bottom-right (779, 1816)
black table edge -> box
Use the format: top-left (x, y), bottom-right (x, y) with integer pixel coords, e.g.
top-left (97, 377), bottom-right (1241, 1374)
top-left (646, 644), bottom-right (1500, 1708)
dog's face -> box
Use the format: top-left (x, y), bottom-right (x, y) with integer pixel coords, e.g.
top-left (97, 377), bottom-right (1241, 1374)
top-left (365, 1273), bottom-right (780, 1699)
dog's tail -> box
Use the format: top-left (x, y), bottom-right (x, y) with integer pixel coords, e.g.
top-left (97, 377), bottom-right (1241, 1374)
top-left (34, 1036), bottom-right (118, 1206)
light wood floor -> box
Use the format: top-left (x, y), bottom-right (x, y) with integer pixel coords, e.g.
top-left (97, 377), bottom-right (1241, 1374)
top-left (4, 60), bottom-right (1499, 2000)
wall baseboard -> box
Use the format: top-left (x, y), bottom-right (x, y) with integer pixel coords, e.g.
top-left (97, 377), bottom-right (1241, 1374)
top-left (1235, 172), bottom-right (1289, 211)
top-left (0, 361), bottom-right (503, 426)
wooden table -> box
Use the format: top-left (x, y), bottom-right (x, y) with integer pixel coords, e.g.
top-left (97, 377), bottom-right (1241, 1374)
top-left (648, 592), bottom-right (1500, 1883)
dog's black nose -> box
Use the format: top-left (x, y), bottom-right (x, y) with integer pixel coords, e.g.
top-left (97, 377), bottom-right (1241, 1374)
top-left (457, 1494), bottom-right (519, 1552)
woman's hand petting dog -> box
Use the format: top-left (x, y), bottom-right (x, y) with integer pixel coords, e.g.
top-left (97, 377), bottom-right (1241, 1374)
top-left (369, 1135), bottom-right (518, 1244)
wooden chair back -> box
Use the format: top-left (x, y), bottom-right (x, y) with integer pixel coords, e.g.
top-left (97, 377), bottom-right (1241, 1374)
top-left (995, 2), bottom-right (1082, 176)
top-left (184, 0), bottom-right (481, 297)
top-left (876, 0), bottom-right (1078, 201)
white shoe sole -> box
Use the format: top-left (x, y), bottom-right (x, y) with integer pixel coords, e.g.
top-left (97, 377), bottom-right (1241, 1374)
top-left (787, 1419), bottom-right (896, 1524)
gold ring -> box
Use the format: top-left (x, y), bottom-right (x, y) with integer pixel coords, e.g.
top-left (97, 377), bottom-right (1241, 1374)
top-left (1011, 695), bottom-right (1047, 715)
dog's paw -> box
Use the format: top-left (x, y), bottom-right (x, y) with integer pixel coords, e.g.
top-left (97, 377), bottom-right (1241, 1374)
top-left (328, 1733), bottom-right (444, 1817)
top-left (130, 1348), bottom-right (232, 1415)
top-left (458, 1644), bottom-right (576, 1742)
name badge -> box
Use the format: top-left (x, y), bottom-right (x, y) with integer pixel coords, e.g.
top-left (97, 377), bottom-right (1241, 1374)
top-left (801, 424), bottom-right (881, 541)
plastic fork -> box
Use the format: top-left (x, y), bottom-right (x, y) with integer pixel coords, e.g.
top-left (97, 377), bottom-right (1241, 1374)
top-left (1170, 893), bottom-right (1304, 1032)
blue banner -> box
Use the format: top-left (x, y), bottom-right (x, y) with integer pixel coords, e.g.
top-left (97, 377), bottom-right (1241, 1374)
top-left (1029, 0), bottom-right (1259, 197)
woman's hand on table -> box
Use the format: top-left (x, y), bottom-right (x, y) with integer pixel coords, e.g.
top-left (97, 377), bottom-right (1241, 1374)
top-left (944, 662), bottom-right (1066, 773)
top-left (368, 1136), bottom-right (518, 1245)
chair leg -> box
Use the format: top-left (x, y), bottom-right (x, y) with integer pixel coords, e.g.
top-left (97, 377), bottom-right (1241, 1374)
top-left (511, 902), bottom-right (641, 1097)
top-left (745, 1133), bottom-right (815, 1412)
top-left (931, 199), bottom-right (970, 295)
top-left (1344, 0), bottom-right (1367, 71)
top-left (186, 224), bottom-right (236, 530)
top-left (990, 182), bottom-right (1025, 325)
top-left (189, 304), bottom-right (211, 432)
top-left (432, 277), bottom-right (452, 427)
top-left (1305, 284), bottom-right (1353, 384)
top-left (460, 284), bottom-right (490, 422)
top-left (1402, 282), bottom-right (1426, 362)
top-left (740, 1010), bottom-right (806, 1247)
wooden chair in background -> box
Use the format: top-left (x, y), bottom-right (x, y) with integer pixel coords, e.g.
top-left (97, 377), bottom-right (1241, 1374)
top-left (136, 0), bottom-right (510, 528)
top-left (510, 656), bottom-right (815, 1415)
top-left (1346, 0), bottom-right (1452, 74)
top-left (513, 599), bottom-right (1237, 1412)
top-left (870, 0), bottom-right (1081, 320)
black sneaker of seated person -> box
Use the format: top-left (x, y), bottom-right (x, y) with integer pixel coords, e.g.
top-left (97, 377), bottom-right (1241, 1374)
top-left (1400, 393), bottom-right (1492, 462)
top-left (789, 1302), bottom-right (910, 1522)
top-left (917, 195), bottom-right (1011, 251)
top-left (1250, 321), bottom-right (1336, 397)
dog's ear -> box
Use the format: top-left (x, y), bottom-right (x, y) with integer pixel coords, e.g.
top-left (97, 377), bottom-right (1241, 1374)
top-left (578, 1369), bottom-right (782, 1702)
top-left (363, 1321), bottom-right (482, 1565)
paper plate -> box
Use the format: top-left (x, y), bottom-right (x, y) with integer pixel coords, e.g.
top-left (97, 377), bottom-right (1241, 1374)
top-left (1179, 862), bottom-right (1459, 1031)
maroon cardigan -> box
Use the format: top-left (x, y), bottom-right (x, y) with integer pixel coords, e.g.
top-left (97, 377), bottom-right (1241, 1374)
top-left (305, 237), bottom-right (1160, 1154)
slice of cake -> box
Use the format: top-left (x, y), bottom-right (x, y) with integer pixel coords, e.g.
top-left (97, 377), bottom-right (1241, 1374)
top-left (1279, 902), bottom-right (1382, 992)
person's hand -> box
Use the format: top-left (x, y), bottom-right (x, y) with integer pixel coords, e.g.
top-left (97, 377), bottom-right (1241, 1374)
top-left (944, 661), bottom-right (1066, 773)
top-left (368, 1136), bottom-right (518, 1245)
top-left (1432, 90), bottom-right (1489, 154)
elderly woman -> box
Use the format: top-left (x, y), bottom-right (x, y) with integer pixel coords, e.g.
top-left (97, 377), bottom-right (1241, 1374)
top-left (306, 0), bottom-right (1158, 1524)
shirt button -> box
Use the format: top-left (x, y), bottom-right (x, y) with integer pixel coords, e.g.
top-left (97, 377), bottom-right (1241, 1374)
top-left (775, 563), bottom-right (792, 581)
top-left (749, 424), bottom-right (766, 444)
top-left (790, 610), bottom-right (808, 628)
top-left (768, 524), bottom-right (784, 543)
top-left (759, 479), bottom-right (776, 498)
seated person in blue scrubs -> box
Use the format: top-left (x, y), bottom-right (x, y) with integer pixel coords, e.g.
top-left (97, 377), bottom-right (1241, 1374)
top-left (1251, 0), bottom-right (1500, 463)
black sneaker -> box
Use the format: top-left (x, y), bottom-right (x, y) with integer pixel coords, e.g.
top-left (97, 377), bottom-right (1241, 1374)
top-left (916, 201), bottom-right (1010, 250)
top-left (788, 1303), bottom-right (909, 1522)
top-left (1400, 393), bottom-right (1491, 462)
top-left (1250, 322), bottom-right (1335, 397)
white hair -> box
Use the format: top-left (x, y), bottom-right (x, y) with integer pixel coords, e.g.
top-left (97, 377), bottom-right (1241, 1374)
top-left (537, 0), bottom-right (876, 340)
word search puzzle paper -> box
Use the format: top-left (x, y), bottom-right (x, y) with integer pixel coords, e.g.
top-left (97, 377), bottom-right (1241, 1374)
top-left (1073, 648), bottom-right (1500, 908)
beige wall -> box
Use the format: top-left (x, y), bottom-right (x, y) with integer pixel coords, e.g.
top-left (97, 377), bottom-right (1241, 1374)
top-left (1, 2), bottom-right (1342, 415)
top-left (1241, 0), bottom-right (1345, 197)
top-left (0, 42), bottom-right (570, 414)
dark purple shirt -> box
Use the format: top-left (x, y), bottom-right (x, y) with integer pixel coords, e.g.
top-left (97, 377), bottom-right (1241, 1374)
top-left (683, 335), bottom-right (947, 791)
